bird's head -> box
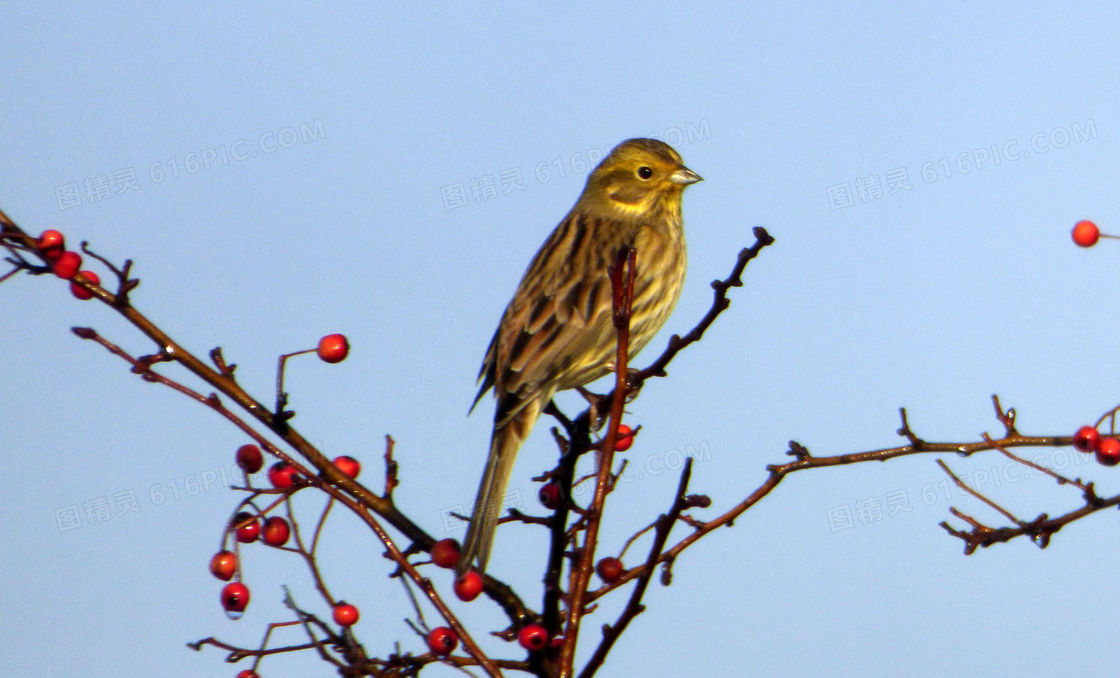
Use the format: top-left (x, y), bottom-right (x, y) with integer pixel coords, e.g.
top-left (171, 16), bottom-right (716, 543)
top-left (579, 138), bottom-right (702, 220)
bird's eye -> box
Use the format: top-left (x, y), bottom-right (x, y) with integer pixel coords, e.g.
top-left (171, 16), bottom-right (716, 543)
top-left (637, 166), bottom-right (653, 180)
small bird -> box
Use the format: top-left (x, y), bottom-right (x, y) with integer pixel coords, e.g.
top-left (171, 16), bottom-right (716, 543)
top-left (458, 138), bottom-right (702, 576)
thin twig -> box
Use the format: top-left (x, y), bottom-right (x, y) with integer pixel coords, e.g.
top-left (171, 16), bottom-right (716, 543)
top-left (311, 496), bottom-right (335, 555)
top-left (580, 459), bottom-right (693, 678)
top-left (630, 227), bottom-right (774, 388)
top-left (936, 459), bottom-right (1022, 525)
top-left (285, 589), bottom-right (349, 667)
top-left (384, 434), bottom-right (399, 498)
top-left (287, 496), bottom-right (337, 608)
top-left (589, 422), bottom-right (1073, 601)
top-left (983, 433), bottom-right (1092, 493)
top-left (617, 520), bottom-right (659, 561)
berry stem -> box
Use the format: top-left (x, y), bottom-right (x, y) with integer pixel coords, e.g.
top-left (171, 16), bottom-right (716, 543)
top-left (274, 349), bottom-right (316, 420)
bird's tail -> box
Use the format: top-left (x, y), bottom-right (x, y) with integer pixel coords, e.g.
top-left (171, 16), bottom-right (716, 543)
top-left (457, 400), bottom-right (541, 577)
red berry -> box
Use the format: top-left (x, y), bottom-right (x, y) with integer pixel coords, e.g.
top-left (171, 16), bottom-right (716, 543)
top-left (333, 455), bottom-right (361, 479)
top-left (317, 333), bottom-right (350, 363)
top-left (37, 229), bottom-right (65, 259)
top-left (221, 582), bottom-right (250, 613)
top-left (237, 444), bottom-right (264, 474)
top-left (614, 424), bottom-right (634, 452)
top-left (1096, 438), bottom-right (1120, 466)
top-left (1073, 426), bottom-right (1100, 453)
top-left (261, 516), bottom-right (291, 547)
top-left (427, 626), bottom-right (459, 656)
top-left (596, 557), bottom-right (624, 583)
top-left (517, 624), bottom-right (549, 651)
top-left (453, 571), bottom-right (484, 601)
top-left (69, 270), bottom-right (101, 300)
top-left (233, 511), bottom-right (260, 543)
top-left (52, 251), bottom-right (82, 279)
top-left (268, 461), bottom-right (299, 489)
top-left (333, 602), bottom-right (360, 626)
top-left (1072, 220), bottom-right (1101, 247)
top-left (538, 482), bottom-right (561, 509)
top-left (430, 539), bottom-right (460, 569)
top-left (236, 671), bottom-right (259, 678)
top-left (209, 550), bottom-right (238, 581)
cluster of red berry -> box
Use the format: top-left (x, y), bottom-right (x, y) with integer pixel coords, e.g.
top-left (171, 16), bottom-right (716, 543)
top-left (33, 231), bottom-right (356, 369)
top-left (34, 229), bottom-right (102, 299)
top-left (210, 441), bottom-right (362, 624)
top-left (419, 423), bottom-right (637, 659)
top-left (424, 538), bottom-right (558, 652)
top-left (416, 537), bottom-right (467, 656)
top-left (1073, 426), bottom-right (1120, 466)
top-left (198, 335), bottom-right (352, 675)
top-left (206, 343), bottom-right (639, 670)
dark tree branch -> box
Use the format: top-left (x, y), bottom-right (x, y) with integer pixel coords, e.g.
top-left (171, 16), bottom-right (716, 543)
top-left (590, 407), bottom-right (1075, 601)
top-left (69, 325), bottom-right (503, 676)
top-left (630, 226), bottom-right (773, 388)
top-left (939, 493), bottom-right (1120, 554)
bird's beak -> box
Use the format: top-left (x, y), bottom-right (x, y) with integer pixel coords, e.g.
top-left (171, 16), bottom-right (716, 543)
top-left (669, 166), bottom-right (703, 185)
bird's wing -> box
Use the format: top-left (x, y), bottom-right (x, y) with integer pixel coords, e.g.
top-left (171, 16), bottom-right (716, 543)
top-left (486, 212), bottom-right (622, 427)
top-left (470, 326), bottom-right (499, 414)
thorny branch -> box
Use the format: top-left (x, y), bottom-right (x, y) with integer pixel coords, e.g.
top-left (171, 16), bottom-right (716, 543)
top-left (526, 227), bottom-right (776, 674)
top-left (10, 205), bottom-right (1117, 678)
top-left (1, 212), bottom-right (445, 548)
top-left (630, 226), bottom-right (774, 389)
top-left (934, 433), bottom-right (1119, 554)
top-left (579, 459), bottom-right (694, 678)
top-left (0, 208), bottom-right (529, 626)
top-left (588, 404), bottom-right (1079, 602)
top-left (557, 247), bottom-right (637, 678)
top-left (71, 325), bottom-right (503, 676)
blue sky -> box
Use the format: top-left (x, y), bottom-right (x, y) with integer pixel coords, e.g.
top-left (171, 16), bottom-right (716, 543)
top-left (3, 3), bottom-right (1120, 677)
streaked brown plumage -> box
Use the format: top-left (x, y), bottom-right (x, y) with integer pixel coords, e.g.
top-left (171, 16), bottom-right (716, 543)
top-left (457, 138), bottom-right (701, 576)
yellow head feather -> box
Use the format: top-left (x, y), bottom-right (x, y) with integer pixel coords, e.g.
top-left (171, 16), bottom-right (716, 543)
top-left (577, 138), bottom-right (702, 220)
